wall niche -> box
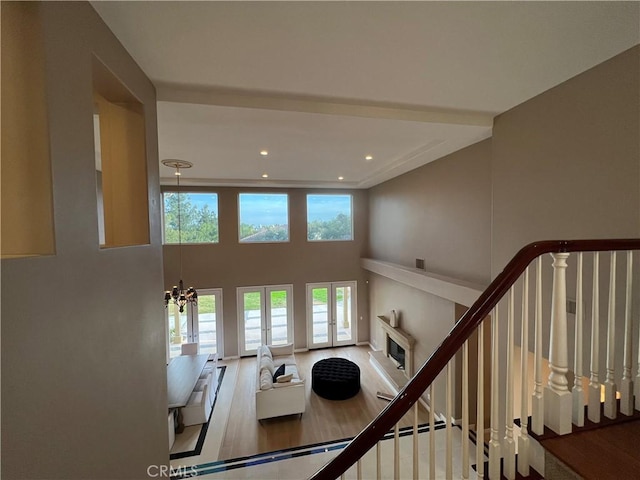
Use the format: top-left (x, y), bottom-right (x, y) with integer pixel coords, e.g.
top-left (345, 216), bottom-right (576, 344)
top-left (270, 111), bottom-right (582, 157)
top-left (92, 55), bottom-right (149, 248)
top-left (1, 2), bottom-right (55, 258)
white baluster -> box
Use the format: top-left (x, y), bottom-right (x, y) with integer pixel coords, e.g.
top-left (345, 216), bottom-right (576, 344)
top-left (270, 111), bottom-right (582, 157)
top-left (488, 307), bottom-right (501, 480)
top-left (376, 441), bottom-right (381, 480)
top-left (476, 321), bottom-right (485, 479)
top-left (621, 251), bottom-right (634, 416)
top-left (394, 423), bottom-right (400, 480)
top-left (604, 252), bottom-right (617, 419)
top-left (588, 252), bottom-right (601, 423)
top-left (518, 268), bottom-right (530, 476)
top-left (429, 384), bottom-right (435, 480)
top-left (446, 361), bottom-right (453, 479)
top-left (357, 458), bottom-right (362, 480)
top-left (544, 252), bottom-right (572, 435)
top-left (462, 340), bottom-right (470, 480)
top-left (503, 289), bottom-right (516, 480)
top-left (413, 403), bottom-right (419, 480)
top-left (572, 252), bottom-right (585, 427)
top-left (532, 256), bottom-right (544, 435)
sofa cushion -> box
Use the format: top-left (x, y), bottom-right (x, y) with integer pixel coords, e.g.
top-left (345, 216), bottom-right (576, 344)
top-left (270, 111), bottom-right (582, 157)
top-left (260, 345), bottom-right (272, 360)
top-left (273, 353), bottom-right (296, 366)
top-left (273, 363), bottom-right (286, 382)
top-left (284, 365), bottom-right (300, 380)
top-left (272, 379), bottom-right (303, 388)
top-left (260, 368), bottom-right (273, 390)
top-left (259, 356), bottom-right (275, 375)
top-left (268, 344), bottom-right (293, 357)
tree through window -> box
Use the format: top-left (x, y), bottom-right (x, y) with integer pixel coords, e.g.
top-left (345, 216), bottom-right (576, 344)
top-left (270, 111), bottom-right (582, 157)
top-left (307, 194), bottom-right (353, 241)
top-left (163, 192), bottom-right (219, 243)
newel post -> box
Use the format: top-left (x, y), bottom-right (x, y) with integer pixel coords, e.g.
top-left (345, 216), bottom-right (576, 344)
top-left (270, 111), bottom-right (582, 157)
top-left (544, 252), bottom-right (572, 435)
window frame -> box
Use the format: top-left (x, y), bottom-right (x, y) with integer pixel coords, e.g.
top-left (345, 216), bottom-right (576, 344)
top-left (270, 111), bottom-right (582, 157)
top-left (161, 190), bottom-right (220, 245)
top-left (237, 192), bottom-right (290, 244)
top-left (306, 193), bottom-right (354, 242)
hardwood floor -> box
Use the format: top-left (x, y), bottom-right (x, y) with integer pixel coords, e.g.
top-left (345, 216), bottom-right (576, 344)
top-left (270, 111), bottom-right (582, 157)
top-left (218, 345), bottom-right (429, 460)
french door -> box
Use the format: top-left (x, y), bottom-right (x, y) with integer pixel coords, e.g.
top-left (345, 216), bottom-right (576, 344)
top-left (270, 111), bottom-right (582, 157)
top-left (306, 281), bottom-right (357, 349)
top-left (166, 288), bottom-right (223, 360)
top-left (237, 284), bottom-right (293, 356)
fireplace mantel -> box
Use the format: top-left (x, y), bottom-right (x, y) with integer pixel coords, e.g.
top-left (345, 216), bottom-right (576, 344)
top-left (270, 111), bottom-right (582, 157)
top-left (377, 315), bottom-right (415, 377)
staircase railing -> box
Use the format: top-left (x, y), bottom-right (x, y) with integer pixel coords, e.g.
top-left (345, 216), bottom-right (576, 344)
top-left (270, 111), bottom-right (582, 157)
top-left (309, 239), bottom-right (640, 480)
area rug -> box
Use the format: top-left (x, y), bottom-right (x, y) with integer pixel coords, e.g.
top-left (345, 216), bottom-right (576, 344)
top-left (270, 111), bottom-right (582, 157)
top-left (170, 365), bottom-right (226, 459)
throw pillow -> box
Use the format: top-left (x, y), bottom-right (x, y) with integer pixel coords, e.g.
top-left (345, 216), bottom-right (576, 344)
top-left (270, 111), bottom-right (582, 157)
top-left (276, 373), bottom-right (293, 383)
top-left (272, 363), bottom-right (286, 382)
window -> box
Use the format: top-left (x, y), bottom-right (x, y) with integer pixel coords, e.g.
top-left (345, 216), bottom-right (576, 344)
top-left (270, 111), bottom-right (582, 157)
top-left (163, 192), bottom-right (219, 244)
top-left (306, 194), bottom-right (353, 241)
top-left (238, 193), bottom-right (289, 243)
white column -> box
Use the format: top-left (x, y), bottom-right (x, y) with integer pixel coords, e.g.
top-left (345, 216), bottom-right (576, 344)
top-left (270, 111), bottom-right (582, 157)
top-left (572, 252), bottom-right (585, 427)
top-left (503, 288), bottom-right (516, 480)
top-left (488, 308), bottom-right (501, 480)
top-left (476, 321), bottom-right (485, 479)
top-left (518, 268), bottom-right (530, 477)
top-left (544, 252), bottom-right (572, 435)
top-left (446, 361), bottom-right (453, 479)
top-left (604, 252), bottom-right (617, 419)
top-left (462, 341), bottom-right (470, 480)
top-left (532, 257), bottom-right (544, 435)
top-left (588, 252), bottom-right (601, 423)
top-left (429, 384), bottom-right (435, 480)
top-left (620, 251), bottom-right (634, 416)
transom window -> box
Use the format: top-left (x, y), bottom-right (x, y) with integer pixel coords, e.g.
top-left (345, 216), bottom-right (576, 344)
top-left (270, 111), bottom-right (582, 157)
top-left (238, 193), bottom-right (289, 243)
top-left (162, 192), bottom-right (219, 244)
top-left (306, 194), bottom-right (353, 241)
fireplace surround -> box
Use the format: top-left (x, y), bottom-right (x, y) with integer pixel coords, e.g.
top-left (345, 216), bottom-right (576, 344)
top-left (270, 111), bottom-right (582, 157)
top-left (370, 315), bottom-right (415, 391)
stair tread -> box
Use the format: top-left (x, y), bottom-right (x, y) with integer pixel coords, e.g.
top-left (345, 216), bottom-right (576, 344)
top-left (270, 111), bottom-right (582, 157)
top-left (540, 418), bottom-right (640, 480)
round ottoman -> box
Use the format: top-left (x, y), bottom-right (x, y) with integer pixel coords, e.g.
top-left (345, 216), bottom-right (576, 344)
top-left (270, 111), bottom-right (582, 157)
top-left (312, 358), bottom-right (360, 400)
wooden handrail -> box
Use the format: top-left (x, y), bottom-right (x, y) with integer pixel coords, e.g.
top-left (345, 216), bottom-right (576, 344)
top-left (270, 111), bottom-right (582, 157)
top-left (309, 238), bottom-right (640, 480)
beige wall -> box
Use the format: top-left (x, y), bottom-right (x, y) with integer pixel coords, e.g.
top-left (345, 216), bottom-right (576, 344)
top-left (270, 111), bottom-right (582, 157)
top-left (1, 3), bottom-right (167, 479)
top-left (369, 139), bottom-right (492, 286)
top-left (492, 45), bottom-right (640, 275)
top-left (162, 187), bottom-right (369, 356)
top-left (366, 140), bottom-right (492, 412)
top-left (366, 46), bottom-right (639, 422)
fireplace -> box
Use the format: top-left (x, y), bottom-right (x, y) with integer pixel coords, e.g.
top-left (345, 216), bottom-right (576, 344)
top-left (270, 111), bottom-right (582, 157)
top-left (387, 337), bottom-right (405, 370)
top-left (376, 315), bottom-right (415, 378)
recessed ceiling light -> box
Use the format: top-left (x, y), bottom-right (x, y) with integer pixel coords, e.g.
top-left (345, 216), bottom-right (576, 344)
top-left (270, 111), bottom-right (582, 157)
top-left (260, 150), bottom-right (269, 156)
top-left (338, 176), bottom-right (344, 181)
top-left (262, 174), bottom-right (269, 178)
top-left (365, 155), bottom-right (373, 161)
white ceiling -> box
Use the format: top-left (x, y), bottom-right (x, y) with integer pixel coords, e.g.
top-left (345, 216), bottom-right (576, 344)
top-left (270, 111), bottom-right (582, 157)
top-left (91, 1), bottom-right (640, 188)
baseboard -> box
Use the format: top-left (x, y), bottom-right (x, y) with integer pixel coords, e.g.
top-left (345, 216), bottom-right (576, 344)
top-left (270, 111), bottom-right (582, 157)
top-left (294, 348), bottom-right (309, 354)
top-left (222, 355), bottom-right (240, 360)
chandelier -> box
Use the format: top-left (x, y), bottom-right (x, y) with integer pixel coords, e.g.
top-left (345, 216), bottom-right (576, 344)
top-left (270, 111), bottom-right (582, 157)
top-left (162, 159), bottom-right (198, 313)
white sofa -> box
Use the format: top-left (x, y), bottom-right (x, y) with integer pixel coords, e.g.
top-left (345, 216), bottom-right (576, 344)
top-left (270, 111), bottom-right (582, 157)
top-left (256, 343), bottom-right (306, 421)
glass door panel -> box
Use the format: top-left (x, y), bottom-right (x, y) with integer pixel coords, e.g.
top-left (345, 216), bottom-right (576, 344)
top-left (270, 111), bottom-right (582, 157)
top-left (238, 285), bottom-right (293, 356)
top-left (267, 288), bottom-right (289, 346)
top-left (167, 303), bottom-right (188, 359)
top-left (196, 293), bottom-right (217, 356)
top-left (307, 282), bottom-right (356, 349)
top-left (333, 283), bottom-right (354, 346)
top-left (239, 289), bottom-right (264, 356)
top-left (307, 285), bottom-right (331, 348)
top-left (166, 288), bottom-right (224, 360)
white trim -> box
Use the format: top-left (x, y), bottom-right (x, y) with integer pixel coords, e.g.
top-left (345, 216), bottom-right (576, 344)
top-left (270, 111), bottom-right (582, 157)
top-left (361, 258), bottom-right (486, 307)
